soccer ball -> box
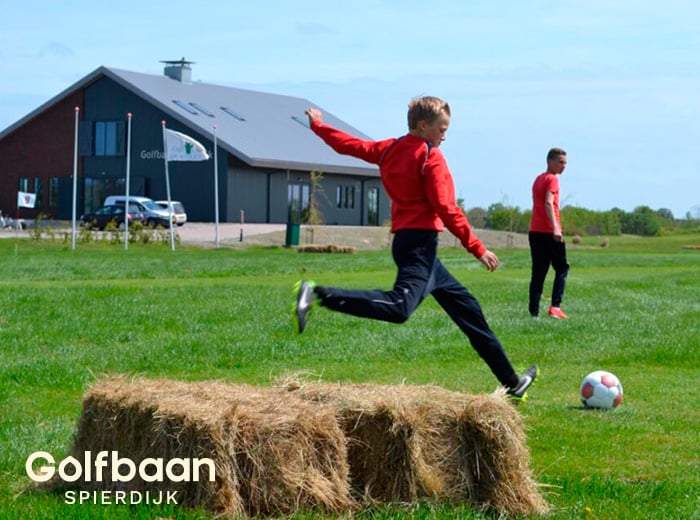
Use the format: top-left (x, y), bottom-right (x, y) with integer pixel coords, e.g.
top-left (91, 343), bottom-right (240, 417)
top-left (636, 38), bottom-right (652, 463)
top-left (580, 370), bottom-right (623, 409)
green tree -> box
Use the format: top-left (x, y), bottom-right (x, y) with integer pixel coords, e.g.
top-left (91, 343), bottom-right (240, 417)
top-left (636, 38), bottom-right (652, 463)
top-left (305, 170), bottom-right (325, 225)
top-left (465, 206), bottom-right (488, 228)
top-left (621, 206), bottom-right (662, 236)
top-left (485, 203), bottom-right (523, 232)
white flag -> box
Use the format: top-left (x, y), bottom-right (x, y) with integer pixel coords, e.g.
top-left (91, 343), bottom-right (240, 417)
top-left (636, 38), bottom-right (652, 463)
top-left (17, 191), bottom-right (36, 208)
top-left (165, 129), bottom-right (210, 162)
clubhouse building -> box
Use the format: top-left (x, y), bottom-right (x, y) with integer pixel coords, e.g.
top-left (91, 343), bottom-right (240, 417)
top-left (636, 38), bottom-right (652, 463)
top-left (0, 59), bottom-right (389, 225)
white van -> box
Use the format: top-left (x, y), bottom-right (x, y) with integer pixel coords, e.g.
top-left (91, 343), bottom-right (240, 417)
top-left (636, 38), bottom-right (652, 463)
top-left (104, 195), bottom-right (175, 228)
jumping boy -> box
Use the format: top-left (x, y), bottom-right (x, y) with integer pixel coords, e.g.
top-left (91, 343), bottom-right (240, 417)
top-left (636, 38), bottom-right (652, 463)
top-left (294, 96), bottom-right (538, 400)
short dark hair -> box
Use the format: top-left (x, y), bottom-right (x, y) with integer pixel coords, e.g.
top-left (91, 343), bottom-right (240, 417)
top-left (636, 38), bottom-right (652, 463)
top-left (547, 147), bottom-right (567, 161)
top-left (407, 96), bottom-right (450, 130)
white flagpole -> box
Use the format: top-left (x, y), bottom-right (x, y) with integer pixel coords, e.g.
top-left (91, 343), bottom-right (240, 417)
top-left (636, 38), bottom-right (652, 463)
top-left (213, 125), bottom-right (220, 248)
top-left (124, 113), bottom-right (132, 251)
top-left (14, 192), bottom-right (20, 254)
top-left (71, 107), bottom-right (79, 251)
top-left (161, 121), bottom-right (175, 251)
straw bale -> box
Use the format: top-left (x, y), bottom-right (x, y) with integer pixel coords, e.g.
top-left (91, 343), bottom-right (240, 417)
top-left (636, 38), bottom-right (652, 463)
top-left (280, 379), bottom-right (549, 515)
top-left (297, 244), bottom-right (357, 253)
top-left (63, 376), bottom-right (353, 518)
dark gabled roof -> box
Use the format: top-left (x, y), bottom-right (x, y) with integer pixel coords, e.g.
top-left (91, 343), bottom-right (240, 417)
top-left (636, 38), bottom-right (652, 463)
top-left (0, 66), bottom-right (380, 176)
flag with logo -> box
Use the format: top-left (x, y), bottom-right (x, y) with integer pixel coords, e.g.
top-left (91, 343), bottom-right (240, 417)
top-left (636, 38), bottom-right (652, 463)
top-left (164, 129), bottom-right (210, 162)
top-left (17, 191), bottom-right (36, 209)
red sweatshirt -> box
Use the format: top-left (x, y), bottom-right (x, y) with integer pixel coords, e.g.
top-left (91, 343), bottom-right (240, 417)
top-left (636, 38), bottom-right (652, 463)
top-left (529, 172), bottom-right (561, 233)
top-left (310, 120), bottom-right (486, 258)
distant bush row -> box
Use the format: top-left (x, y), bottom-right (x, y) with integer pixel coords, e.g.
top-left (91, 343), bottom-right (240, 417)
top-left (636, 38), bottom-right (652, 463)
top-left (29, 214), bottom-right (179, 245)
top-left (463, 203), bottom-right (700, 237)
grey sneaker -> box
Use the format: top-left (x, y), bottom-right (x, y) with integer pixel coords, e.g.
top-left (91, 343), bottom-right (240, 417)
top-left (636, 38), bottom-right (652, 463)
top-left (507, 365), bottom-right (539, 401)
top-left (293, 280), bottom-right (316, 333)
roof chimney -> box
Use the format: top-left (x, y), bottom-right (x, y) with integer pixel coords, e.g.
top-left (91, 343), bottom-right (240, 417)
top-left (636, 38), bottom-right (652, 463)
top-left (161, 57), bottom-right (194, 84)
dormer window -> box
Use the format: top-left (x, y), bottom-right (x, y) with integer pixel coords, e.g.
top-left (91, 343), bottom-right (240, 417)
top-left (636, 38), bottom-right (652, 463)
top-left (173, 100), bottom-right (198, 115)
top-left (221, 107), bottom-right (246, 121)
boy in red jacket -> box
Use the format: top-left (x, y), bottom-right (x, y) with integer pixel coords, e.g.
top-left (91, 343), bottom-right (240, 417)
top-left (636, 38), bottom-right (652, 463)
top-left (295, 96), bottom-right (537, 399)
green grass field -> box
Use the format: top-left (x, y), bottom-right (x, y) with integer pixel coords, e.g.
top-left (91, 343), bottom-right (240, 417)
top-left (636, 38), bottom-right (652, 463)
top-left (1, 233), bottom-right (698, 519)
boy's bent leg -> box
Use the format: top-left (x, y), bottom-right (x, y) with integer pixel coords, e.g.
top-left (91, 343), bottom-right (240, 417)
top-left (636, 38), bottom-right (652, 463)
top-left (316, 263), bottom-right (430, 323)
top-left (431, 262), bottom-right (520, 389)
top-left (316, 229), bottom-right (437, 324)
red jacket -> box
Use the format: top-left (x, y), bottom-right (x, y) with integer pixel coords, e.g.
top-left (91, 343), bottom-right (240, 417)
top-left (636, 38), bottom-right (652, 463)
top-left (310, 120), bottom-right (486, 258)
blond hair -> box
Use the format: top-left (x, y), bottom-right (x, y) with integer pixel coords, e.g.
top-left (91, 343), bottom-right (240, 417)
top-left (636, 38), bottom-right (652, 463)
top-left (407, 96), bottom-right (450, 130)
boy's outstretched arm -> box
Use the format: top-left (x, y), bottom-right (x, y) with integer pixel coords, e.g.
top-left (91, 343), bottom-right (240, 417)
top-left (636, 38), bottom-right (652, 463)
top-left (304, 107), bottom-right (388, 164)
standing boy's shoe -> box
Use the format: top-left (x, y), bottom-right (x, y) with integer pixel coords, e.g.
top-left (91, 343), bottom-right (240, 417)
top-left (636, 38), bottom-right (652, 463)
top-left (507, 365), bottom-right (539, 401)
top-left (548, 306), bottom-right (568, 319)
top-left (293, 280), bottom-right (316, 333)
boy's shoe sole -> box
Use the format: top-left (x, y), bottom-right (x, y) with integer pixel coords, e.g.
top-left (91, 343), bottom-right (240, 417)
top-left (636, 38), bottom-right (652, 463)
top-left (507, 364), bottom-right (539, 402)
top-left (293, 280), bottom-right (315, 333)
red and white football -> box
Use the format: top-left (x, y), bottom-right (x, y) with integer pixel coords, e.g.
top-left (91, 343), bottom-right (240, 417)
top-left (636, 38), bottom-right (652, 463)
top-left (580, 370), bottom-right (623, 409)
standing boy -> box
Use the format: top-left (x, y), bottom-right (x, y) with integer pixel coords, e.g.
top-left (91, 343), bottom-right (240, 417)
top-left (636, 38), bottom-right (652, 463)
top-left (294, 97), bottom-right (538, 400)
top-left (528, 148), bottom-right (570, 319)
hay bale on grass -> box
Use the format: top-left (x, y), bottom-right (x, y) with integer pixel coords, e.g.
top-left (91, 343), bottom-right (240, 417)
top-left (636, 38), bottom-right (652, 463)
top-left (62, 376), bottom-right (353, 518)
top-left (280, 380), bottom-right (548, 515)
top-left (456, 390), bottom-right (549, 515)
top-left (297, 244), bottom-right (357, 253)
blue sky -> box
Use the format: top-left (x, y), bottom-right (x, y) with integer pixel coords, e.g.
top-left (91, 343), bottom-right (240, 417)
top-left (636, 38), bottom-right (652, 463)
top-left (2, 0), bottom-right (699, 218)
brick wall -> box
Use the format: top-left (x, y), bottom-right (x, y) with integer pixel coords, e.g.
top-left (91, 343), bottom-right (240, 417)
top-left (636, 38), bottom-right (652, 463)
top-left (0, 90), bottom-right (83, 218)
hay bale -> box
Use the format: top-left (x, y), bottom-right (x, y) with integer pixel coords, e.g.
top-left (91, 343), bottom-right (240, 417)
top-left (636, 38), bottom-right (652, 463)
top-left (455, 390), bottom-right (549, 515)
top-left (297, 244), bottom-right (357, 253)
top-left (62, 376), bottom-right (353, 518)
top-left (280, 380), bottom-right (548, 515)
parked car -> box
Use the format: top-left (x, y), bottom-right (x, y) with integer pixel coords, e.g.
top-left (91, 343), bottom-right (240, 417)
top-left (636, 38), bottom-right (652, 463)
top-left (80, 205), bottom-right (145, 230)
top-left (154, 200), bottom-right (187, 226)
top-left (103, 195), bottom-right (175, 228)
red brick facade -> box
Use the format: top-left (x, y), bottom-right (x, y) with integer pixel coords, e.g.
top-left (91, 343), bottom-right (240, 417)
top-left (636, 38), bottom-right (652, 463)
top-left (0, 90), bottom-right (84, 218)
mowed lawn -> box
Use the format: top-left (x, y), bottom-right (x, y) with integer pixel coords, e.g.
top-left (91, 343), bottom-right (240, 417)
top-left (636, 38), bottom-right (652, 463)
top-left (0, 233), bottom-right (698, 519)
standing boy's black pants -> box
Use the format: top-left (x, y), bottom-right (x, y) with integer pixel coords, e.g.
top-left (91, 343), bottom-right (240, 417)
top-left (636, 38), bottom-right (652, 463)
top-left (528, 231), bottom-right (570, 315)
top-left (315, 229), bottom-right (520, 388)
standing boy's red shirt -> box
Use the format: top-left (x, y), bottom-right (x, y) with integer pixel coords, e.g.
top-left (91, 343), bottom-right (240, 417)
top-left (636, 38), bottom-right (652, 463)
top-left (310, 120), bottom-right (486, 258)
top-left (530, 172), bottom-right (561, 233)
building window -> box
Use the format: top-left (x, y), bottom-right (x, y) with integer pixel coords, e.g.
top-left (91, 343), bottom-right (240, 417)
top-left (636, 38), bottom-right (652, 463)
top-left (221, 107), bottom-right (246, 121)
top-left (84, 177), bottom-right (123, 214)
top-left (173, 100), bottom-right (199, 115)
top-left (95, 121), bottom-right (118, 156)
top-left (346, 186), bottom-right (355, 209)
top-left (367, 187), bottom-right (379, 225)
top-left (189, 102), bottom-right (214, 117)
top-left (288, 183), bottom-right (309, 224)
top-left (33, 177), bottom-right (43, 207)
top-left (336, 185), bottom-right (355, 209)
top-left (49, 178), bottom-right (59, 210)
top-left (19, 177), bottom-right (29, 192)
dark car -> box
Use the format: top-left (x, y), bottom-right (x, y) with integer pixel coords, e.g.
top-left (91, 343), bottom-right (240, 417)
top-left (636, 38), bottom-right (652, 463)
top-left (79, 205), bottom-right (145, 230)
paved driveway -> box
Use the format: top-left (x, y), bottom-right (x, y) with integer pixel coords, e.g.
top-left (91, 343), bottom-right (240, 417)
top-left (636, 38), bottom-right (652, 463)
top-left (176, 223), bottom-right (286, 245)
